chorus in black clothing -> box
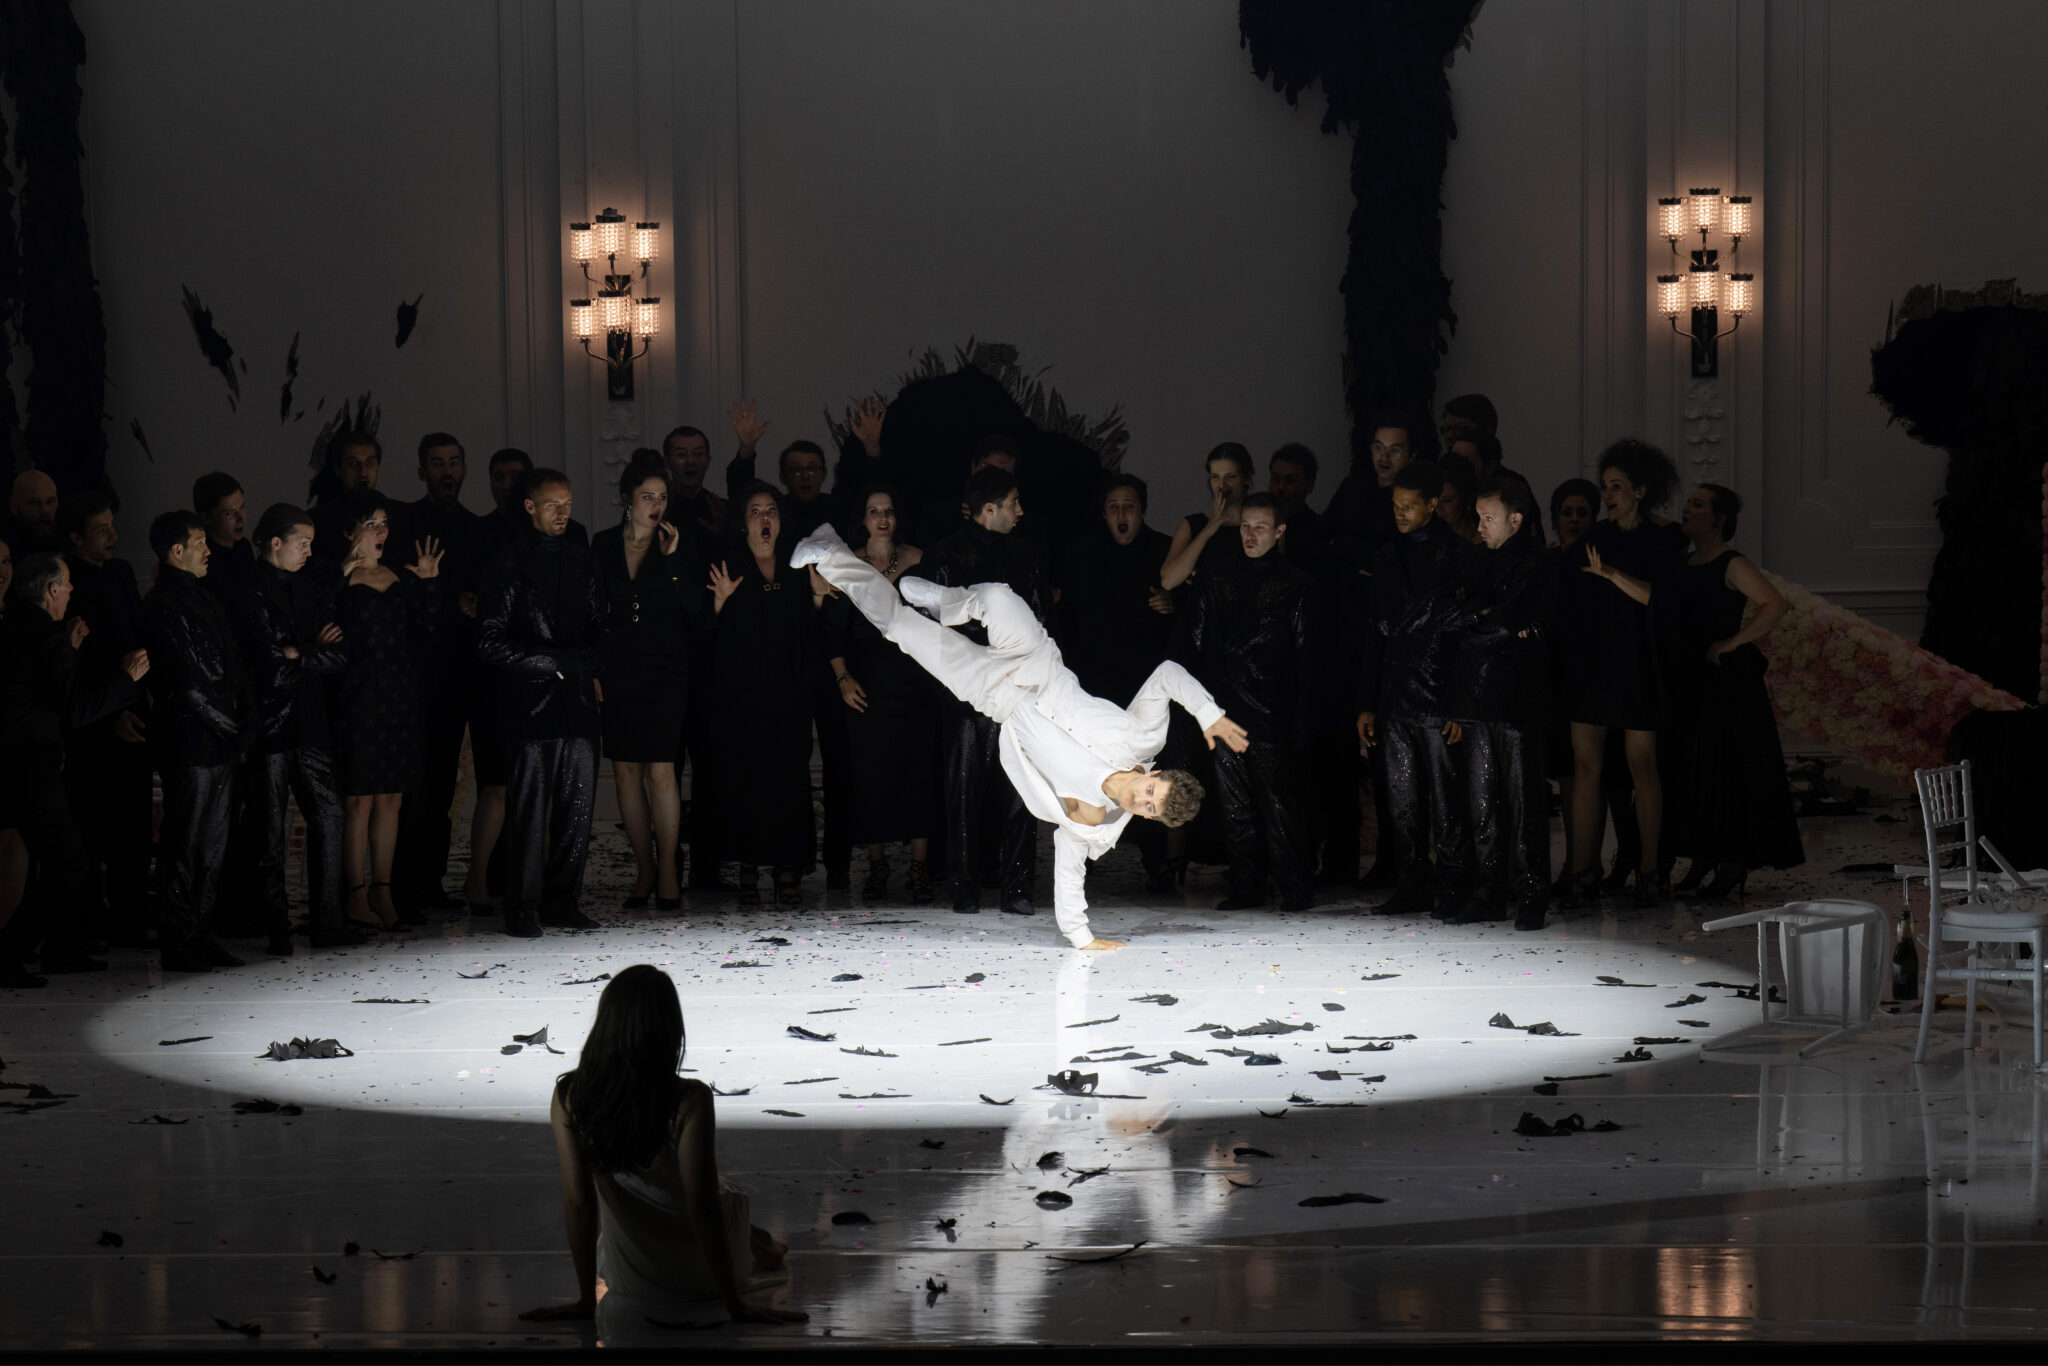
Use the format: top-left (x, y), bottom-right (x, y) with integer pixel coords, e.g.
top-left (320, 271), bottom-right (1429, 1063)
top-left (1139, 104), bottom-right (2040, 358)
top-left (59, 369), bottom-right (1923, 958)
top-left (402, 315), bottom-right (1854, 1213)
top-left (142, 512), bottom-right (255, 973)
top-left (390, 432), bottom-right (488, 915)
top-left (307, 432), bottom-right (385, 572)
top-left (1178, 494), bottom-right (1319, 912)
top-left (476, 468), bottom-right (608, 937)
top-left (595, 454), bottom-right (712, 910)
top-left (59, 489), bottom-right (154, 948)
top-left (1320, 415), bottom-right (1431, 890)
top-left (660, 428), bottom-right (733, 892)
top-left (1662, 485), bottom-right (1804, 900)
top-left (912, 467), bottom-right (1049, 914)
top-left (1443, 480), bottom-right (1556, 930)
top-left (1355, 462), bottom-right (1481, 916)
top-left (1053, 476), bottom-right (1178, 887)
top-left (328, 490), bottom-right (444, 934)
top-left (5, 470), bottom-right (59, 552)
top-left (0, 552), bottom-right (146, 983)
top-left (707, 484), bottom-right (821, 907)
top-left (1435, 456), bottom-right (1481, 544)
top-left (1556, 440), bottom-right (1686, 908)
top-left (723, 405), bottom-right (853, 884)
top-left (195, 471), bottom-right (264, 930)
top-left (230, 505), bottom-right (363, 953)
top-left (820, 486), bottom-right (937, 902)
top-left (1160, 443), bottom-right (1253, 593)
top-left (723, 400), bottom-right (846, 541)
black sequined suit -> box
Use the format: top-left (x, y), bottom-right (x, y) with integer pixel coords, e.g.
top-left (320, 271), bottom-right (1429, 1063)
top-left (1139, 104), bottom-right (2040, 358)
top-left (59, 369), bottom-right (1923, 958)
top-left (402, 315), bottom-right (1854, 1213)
top-left (1444, 534), bottom-right (1557, 916)
top-left (229, 560), bottom-right (351, 936)
top-left (909, 522), bottom-right (1050, 909)
top-left (1320, 474), bottom-right (1400, 880)
top-left (1177, 552), bottom-right (1319, 908)
top-left (62, 552), bottom-right (154, 942)
top-left (143, 565), bottom-right (254, 952)
top-left (1357, 522), bottom-right (1479, 907)
top-left (0, 608), bottom-right (137, 968)
top-left (476, 529), bottom-right (607, 932)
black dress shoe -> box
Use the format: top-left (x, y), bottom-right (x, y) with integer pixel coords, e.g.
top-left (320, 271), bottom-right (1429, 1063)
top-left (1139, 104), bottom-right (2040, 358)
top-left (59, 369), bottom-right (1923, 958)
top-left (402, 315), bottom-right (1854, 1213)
top-left (1374, 887), bottom-right (1433, 917)
top-left (265, 933), bottom-right (296, 957)
top-left (158, 948), bottom-right (214, 973)
top-left (502, 916), bottom-right (543, 939)
top-left (952, 890), bottom-right (981, 914)
top-left (539, 907), bottom-right (600, 931)
top-left (825, 866), bottom-right (851, 891)
top-left (1001, 894), bottom-right (1035, 916)
top-left (199, 940), bottom-right (246, 968)
top-left (1513, 903), bottom-right (1548, 932)
top-left (38, 953), bottom-right (108, 973)
top-left (309, 925), bottom-right (370, 948)
top-left (1355, 862), bottom-right (1398, 891)
top-left (655, 895), bottom-right (682, 911)
top-left (1279, 897), bottom-right (1314, 914)
top-left (1215, 894), bottom-right (1265, 911)
top-left (0, 965), bottom-right (48, 988)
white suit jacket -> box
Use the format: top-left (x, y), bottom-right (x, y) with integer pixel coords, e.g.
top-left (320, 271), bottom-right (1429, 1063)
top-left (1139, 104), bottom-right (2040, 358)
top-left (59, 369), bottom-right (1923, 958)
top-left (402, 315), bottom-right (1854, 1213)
top-left (997, 660), bottom-right (1225, 947)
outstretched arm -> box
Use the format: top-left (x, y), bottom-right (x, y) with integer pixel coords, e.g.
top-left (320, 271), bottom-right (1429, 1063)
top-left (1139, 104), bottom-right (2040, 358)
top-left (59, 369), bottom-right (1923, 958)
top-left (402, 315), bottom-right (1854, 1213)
top-left (1126, 659), bottom-right (1247, 752)
top-left (1053, 827), bottom-right (1122, 951)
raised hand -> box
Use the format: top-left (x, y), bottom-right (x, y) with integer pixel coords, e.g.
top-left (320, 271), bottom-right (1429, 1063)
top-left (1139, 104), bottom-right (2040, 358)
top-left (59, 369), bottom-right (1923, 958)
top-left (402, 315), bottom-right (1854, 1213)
top-left (728, 398), bottom-right (771, 450)
top-left (1203, 715), bottom-right (1251, 753)
top-left (849, 395), bottom-right (886, 455)
top-left (1582, 543), bottom-right (1607, 579)
top-left (655, 519), bottom-right (679, 556)
top-left (408, 535), bottom-right (444, 579)
top-left (708, 560), bottom-right (740, 613)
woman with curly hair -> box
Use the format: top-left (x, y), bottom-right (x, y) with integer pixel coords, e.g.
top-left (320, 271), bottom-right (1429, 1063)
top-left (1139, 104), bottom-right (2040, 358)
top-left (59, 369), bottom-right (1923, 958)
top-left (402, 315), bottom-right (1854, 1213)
top-left (522, 964), bottom-right (804, 1330)
top-left (1555, 440), bottom-right (1687, 907)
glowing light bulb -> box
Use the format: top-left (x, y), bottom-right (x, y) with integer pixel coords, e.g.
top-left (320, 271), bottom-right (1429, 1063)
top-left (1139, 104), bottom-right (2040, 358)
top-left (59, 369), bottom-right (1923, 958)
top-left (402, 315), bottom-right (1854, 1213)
top-left (1724, 196), bottom-right (1752, 239)
top-left (570, 299), bottom-right (594, 339)
top-left (569, 223), bottom-right (593, 263)
top-left (1688, 187), bottom-right (1721, 234)
top-left (633, 222), bottom-right (660, 264)
top-left (1656, 275), bottom-right (1684, 317)
top-left (1656, 198), bottom-right (1685, 241)
top-left (634, 297), bottom-right (661, 338)
top-left (1725, 273), bottom-right (1755, 316)
top-left (594, 208), bottom-right (626, 259)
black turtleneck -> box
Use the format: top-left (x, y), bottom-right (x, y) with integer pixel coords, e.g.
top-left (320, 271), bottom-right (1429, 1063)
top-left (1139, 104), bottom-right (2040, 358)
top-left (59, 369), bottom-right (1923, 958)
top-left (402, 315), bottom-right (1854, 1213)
top-left (1054, 523), bottom-right (1174, 707)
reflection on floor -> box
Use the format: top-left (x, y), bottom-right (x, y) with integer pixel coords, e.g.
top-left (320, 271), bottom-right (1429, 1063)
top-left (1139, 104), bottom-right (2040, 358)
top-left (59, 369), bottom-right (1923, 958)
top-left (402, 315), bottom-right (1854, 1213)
top-left (6, 813), bottom-right (2048, 1349)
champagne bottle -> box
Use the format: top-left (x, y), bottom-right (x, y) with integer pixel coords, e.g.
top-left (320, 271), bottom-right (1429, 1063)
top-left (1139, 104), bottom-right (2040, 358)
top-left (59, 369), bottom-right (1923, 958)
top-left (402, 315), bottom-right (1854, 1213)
top-left (1892, 911), bottom-right (1920, 1004)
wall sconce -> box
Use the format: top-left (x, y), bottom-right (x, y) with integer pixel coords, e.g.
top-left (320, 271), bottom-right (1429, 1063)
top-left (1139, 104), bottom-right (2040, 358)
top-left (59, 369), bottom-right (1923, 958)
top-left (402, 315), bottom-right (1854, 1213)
top-left (1653, 189), bottom-right (1754, 378)
top-left (568, 207), bottom-right (660, 401)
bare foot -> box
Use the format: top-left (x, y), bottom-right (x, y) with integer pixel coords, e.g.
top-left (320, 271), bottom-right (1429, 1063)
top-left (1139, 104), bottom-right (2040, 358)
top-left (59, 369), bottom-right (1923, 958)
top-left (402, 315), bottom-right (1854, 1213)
top-left (1081, 938), bottom-right (1126, 952)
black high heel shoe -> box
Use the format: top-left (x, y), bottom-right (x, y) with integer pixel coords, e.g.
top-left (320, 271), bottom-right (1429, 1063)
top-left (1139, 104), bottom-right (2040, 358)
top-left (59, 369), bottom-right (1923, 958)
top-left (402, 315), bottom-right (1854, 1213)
top-left (1685, 863), bottom-right (1748, 903)
top-left (1557, 867), bottom-right (1602, 910)
top-left (623, 885), bottom-right (652, 910)
top-left (1631, 867), bottom-right (1671, 908)
top-left (1673, 861), bottom-right (1709, 895)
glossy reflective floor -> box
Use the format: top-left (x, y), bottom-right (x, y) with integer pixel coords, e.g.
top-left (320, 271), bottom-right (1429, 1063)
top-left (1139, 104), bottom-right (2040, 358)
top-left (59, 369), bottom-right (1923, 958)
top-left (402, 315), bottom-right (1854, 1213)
top-left (6, 808), bottom-right (2047, 1350)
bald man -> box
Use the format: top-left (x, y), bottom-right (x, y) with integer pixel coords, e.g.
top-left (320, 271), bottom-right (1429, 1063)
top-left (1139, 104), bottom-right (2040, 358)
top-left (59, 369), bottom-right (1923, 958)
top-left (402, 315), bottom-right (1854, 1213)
top-left (7, 470), bottom-right (60, 553)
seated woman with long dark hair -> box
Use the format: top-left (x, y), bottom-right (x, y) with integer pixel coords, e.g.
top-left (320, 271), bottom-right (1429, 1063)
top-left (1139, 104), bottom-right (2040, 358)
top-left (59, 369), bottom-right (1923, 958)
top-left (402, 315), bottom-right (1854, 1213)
top-left (522, 965), bottom-right (804, 1329)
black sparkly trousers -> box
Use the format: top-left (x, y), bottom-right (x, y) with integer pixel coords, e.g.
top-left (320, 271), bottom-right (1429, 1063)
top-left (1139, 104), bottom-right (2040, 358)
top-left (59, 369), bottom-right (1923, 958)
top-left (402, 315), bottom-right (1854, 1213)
top-left (156, 763), bottom-right (235, 950)
top-left (942, 708), bottom-right (1035, 904)
top-left (1377, 718), bottom-right (1467, 901)
top-left (812, 672), bottom-right (854, 877)
top-left (1459, 722), bottom-right (1551, 912)
top-left (1214, 739), bottom-right (1314, 907)
top-left (504, 737), bottom-right (597, 929)
top-left (245, 746), bottom-right (347, 934)
top-left (0, 784), bottom-right (87, 966)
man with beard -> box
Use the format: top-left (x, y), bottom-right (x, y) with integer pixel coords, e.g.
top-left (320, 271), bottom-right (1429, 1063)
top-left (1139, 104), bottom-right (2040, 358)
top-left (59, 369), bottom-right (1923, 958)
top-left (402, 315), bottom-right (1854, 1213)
top-left (5, 470), bottom-right (60, 553)
top-left (59, 488), bottom-right (155, 948)
top-left (390, 432), bottom-right (488, 915)
top-left (476, 469), bottom-right (607, 938)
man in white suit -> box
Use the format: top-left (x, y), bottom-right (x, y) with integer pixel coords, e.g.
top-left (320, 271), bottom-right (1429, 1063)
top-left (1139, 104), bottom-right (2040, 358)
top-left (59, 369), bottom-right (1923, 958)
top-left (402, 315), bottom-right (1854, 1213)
top-left (793, 525), bottom-right (1249, 950)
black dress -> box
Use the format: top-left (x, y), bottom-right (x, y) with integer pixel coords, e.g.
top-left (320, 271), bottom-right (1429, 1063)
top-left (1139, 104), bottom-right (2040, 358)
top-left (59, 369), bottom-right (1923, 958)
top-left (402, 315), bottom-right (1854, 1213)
top-left (712, 556), bottom-right (817, 866)
top-left (593, 525), bottom-right (706, 762)
top-left (1660, 550), bottom-right (1805, 872)
top-left (1179, 510), bottom-right (1245, 582)
top-left (331, 572), bottom-right (436, 796)
top-left (820, 562), bottom-right (938, 845)
top-left (1556, 518), bottom-right (1685, 731)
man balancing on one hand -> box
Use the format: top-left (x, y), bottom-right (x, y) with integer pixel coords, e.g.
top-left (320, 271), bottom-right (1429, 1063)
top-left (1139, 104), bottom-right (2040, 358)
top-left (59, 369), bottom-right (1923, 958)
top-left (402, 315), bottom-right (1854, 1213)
top-left (793, 523), bottom-right (1250, 951)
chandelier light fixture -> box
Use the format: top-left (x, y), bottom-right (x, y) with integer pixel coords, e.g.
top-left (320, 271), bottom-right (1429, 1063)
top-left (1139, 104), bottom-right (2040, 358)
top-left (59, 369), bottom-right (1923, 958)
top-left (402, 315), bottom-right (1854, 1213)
top-left (568, 207), bottom-right (659, 400)
top-left (1653, 189), bottom-right (1755, 378)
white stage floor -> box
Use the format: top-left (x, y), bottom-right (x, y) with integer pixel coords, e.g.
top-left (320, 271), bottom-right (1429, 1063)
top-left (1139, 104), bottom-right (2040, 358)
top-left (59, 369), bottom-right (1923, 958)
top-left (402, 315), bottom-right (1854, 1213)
top-left (5, 813), bottom-right (2048, 1351)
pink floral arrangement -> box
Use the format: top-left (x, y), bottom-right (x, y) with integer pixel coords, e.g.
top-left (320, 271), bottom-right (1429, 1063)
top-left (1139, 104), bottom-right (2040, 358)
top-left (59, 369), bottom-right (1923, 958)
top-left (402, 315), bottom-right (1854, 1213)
top-left (1762, 572), bottom-right (2028, 782)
